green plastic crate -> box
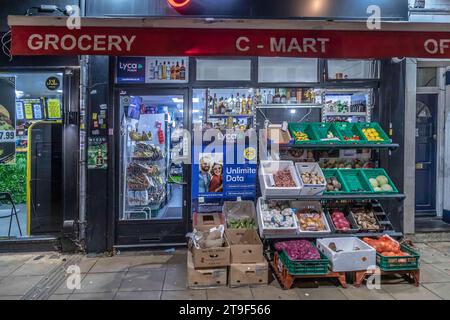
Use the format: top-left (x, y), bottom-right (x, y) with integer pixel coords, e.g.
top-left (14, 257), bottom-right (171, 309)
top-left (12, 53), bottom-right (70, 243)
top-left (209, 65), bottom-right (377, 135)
top-left (333, 122), bottom-right (367, 144)
top-left (357, 122), bottom-right (392, 144)
top-left (288, 123), bottom-right (318, 144)
top-left (337, 169), bottom-right (373, 193)
top-left (310, 123), bottom-right (342, 145)
top-left (362, 168), bottom-right (399, 193)
top-left (376, 244), bottom-right (420, 271)
top-left (323, 169), bottom-right (349, 194)
top-left (278, 246), bottom-right (330, 276)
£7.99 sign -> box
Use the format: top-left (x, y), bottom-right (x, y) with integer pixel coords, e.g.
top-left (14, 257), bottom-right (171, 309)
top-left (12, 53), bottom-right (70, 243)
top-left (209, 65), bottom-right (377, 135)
top-left (0, 130), bottom-right (15, 142)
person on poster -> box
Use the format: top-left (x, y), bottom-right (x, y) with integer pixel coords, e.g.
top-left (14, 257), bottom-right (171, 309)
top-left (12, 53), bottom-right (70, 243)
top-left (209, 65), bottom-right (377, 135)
top-left (209, 163), bottom-right (223, 193)
top-left (198, 156), bottom-right (211, 193)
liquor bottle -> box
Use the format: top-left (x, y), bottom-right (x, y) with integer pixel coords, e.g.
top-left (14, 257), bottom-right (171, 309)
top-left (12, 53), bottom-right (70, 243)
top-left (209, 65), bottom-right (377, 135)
top-left (262, 90), bottom-right (267, 104)
top-left (213, 94), bottom-right (219, 114)
top-left (235, 93), bottom-right (241, 114)
top-left (158, 61), bottom-right (163, 80)
top-left (267, 90), bottom-right (274, 104)
top-left (273, 89), bottom-right (281, 104)
top-left (247, 94), bottom-right (253, 114)
top-left (285, 89), bottom-right (291, 103)
top-left (228, 95), bottom-right (234, 114)
top-left (220, 97), bottom-right (226, 114)
top-left (180, 60), bottom-right (186, 80)
top-left (154, 60), bottom-right (159, 80)
top-left (161, 61), bottom-right (167, 80)
top-left (241, 95), bottom-right (247, 114)
top-left (208, 95), bottom-right (213, 115)
top-left (175, 62), bottom-right (181, 80)
top-left (166, 62), bottom-right (171, 80)
top-left (280, 89), bottom-right (287, 104)
top-left (149, 62), bottom-right (155, 80)
top-left (170, 62), bottom-right (175, 80)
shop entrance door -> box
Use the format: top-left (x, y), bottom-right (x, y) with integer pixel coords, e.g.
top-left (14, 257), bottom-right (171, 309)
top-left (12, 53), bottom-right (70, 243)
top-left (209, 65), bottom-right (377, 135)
top-left (415, 94), bottom-right (437, 216)
top-left (115, 89), bottom-right (190, 246)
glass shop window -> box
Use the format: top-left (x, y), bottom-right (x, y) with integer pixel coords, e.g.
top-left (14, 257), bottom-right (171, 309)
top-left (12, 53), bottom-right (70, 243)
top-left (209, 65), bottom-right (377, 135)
top-left (417, 67), bottom-right (437, 87)
top-left (196, 59), bottom-right (252, 81)
top-left (258, 57), bottom-right (319, 83)
top-left (327, 60), bottom-right (380, 80)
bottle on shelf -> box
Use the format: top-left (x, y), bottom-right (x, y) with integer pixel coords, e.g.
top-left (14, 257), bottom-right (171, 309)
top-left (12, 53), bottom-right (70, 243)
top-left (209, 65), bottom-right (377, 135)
top-left (273, 89), bottom-right (281, 104)
top-left (208, 95), bottom-right (214, 115)
top-left (157, 61), bottom-right (162, 80)
top-left (166, 62), bottom-right (171, 80)
top-left (280, 89), bottom-right (287, 104)
top-left (213, 93), bottom-right (219, 114)
top-left (180, 60), bottom-right (186, 80)
top-left (170, 62), bottom-right (176, 80)
top-left (262, 90), bottom-right (267, 104)
top-left (149, 62), bottom-right (155, 80)
top-left (235, 93), bottom-right (241, 114)
top-left (175, 62), bottom-right (181, 80)
top-left (220, 97), bottom-right (226, 114)
top-left (241, 95), bottom-right (247, 114)
top-left (247, 94), bottom-right (253, 114)
top-left (161, 62), bottom-right (166, 80)
top-left (296, 88), bottom-right (303, 103)
top-left (267, 90), bottom-right (274, 104)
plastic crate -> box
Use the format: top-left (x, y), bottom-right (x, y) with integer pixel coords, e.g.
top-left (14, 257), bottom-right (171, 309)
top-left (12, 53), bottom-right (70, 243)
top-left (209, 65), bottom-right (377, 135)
top-left (259, 160), bottom-right (302, 197)
top-left (323, 169), bottom-right (349, 194)
top-left (324, 205), bottom-right (360, 234)
top-left (337, 169), bottom-right (373, 193)
top-left (288, 123), bottom-right (318, 144)
top-left (362, 168), bottom-right (399, 193)
top-left (376, 243), bottom-right (420, 271)
top-left (310, 123), bottom-right (342, 144)
top-left (295, 162), bottom-right (326, 196)
top-left (278, 245), bottom-right (330, 275)
top-left (357, 123), bottom-right (392, 144)
top-left (333, 123), bottom-right (367, 144)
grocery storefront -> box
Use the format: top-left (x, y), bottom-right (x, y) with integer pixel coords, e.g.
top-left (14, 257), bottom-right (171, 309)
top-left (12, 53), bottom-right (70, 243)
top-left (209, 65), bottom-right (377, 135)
top-left (3, 0), bottom-right (450, 259)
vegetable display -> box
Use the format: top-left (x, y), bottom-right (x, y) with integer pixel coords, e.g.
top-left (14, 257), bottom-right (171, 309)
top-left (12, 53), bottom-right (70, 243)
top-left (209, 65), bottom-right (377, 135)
top-left (275, 240), bottom-right (320, 260)
top-left (331, 211), bottom-right (351, 231)
top-left (363, 236), bottom-right (411, 258)
top-left (273, 169), bottom-right (296, 188)
top-left (297, 210), bottom-right (326, 232)
top-left (293, 131), bottom-right (309, 142)
top-left (352, 208), bottom-right (381, 231)
top-left (260, 200), bottom-right (297, 229)
top-left (228, 217), bottom-right (256, 229)
top-left (369, 175), bottom-right (394, 192)
top-left (362, 128), bottom-right (383, 141)
top-left (326, 176), bottom-right (342, 192)
top-left (301, 171), bottom-right (324, 185)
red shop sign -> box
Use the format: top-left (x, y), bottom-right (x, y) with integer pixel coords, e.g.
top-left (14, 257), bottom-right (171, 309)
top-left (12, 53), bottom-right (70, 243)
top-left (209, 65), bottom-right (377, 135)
top-left (9, 18), bottom-right (450, 58)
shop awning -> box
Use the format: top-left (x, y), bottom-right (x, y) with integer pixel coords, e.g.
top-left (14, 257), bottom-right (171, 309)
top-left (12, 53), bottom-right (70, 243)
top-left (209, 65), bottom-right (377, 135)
top-left (7, 16), bottom-right (450, 58)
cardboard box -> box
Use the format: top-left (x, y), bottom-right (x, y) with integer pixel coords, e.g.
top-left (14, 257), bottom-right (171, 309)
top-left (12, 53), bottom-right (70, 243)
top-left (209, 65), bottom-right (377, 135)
top-left (187, 251), bottom-right (227, 288)
top-left (229, 262), bottom-right (269, 286)
top-left (191, 212), bottom-right (230, 269)
top-left (225, 229), bottom-right (264, 264)
top-left (223, 201), bottom-right (257, 229)
top-left (316, 237), bottom-right (376, 272)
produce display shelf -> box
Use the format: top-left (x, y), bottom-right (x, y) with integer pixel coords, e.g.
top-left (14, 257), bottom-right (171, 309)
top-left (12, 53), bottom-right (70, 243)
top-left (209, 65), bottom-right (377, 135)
top-left (262, 193), bottom-right (406, 201)
top-left (323, 112), bottom-right (368, 117)
top-left (274, 143), bottom-right (400, 150)
top-left (257, 103), bottom-right (323, 109)
top-left (261, 231), bottom-right (403, 240)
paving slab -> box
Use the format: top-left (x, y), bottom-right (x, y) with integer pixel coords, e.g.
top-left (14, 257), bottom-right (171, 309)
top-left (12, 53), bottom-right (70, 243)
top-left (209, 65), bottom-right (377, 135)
top-left (413, 243), bottom-right (450, 264)
top-left (431, 262), bottom-right (450, 276)
top-left (296, 287), bottom-right (348, 300)
top-left (114, 291), bottom-right (162, 300)
top-left (0, 295), bottom-right (22, 300)
top-left (119, 270), bottom-right (166, 292)
top-left (164, 267), bottom-right (187, 291)
top-left (0, 275), bottom-right (44, 296)
top-left (251, 285), bottom-right (300, 300)
top-left (77, 272), bottom-right (125, 293)
top-left (161, 290), bottom-right (207, 300)
top-left (422, 283), bottom-right (450, 300)
top-left (47, 294), bottom-right (70, 300)
top-left (420, 263), bottom-right (450, 283)
top-left (426, 242), bottom-right (450, 255)
top-left (339, 285), bottom-right (394, 300)
top-left (382, 284), bottom-right (442, 300)
top-left (69, 292), bottom-right (116, 300)
top-left (89, 257), bottom-right (131, 273)
top-left (0, 260), bottom-right (24, 277)
top-left (207, 287), bottom-right (254, 300)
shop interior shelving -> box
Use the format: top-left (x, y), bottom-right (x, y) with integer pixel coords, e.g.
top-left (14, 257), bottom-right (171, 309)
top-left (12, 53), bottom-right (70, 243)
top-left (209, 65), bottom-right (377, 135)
top-left (272, 142), bottom-right (400, 150)
top-left (262, 193), bottom-right (406, 201)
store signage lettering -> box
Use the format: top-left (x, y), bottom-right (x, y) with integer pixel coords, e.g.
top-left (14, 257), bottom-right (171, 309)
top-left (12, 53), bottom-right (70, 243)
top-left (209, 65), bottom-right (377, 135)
top-left (424, 39), bottom-right (450, 55)
top-left (11, 25), bottom-right (450, 58)
top-left (236, 37), bottom-right (330, 54)
top-left (27, 33), bottom-right (136, 52)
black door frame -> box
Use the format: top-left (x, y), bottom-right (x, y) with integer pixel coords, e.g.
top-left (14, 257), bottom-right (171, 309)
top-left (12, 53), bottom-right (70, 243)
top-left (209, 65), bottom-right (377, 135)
top-left (415, 93), bottom-right (438, 216)
top-left (112, 87), bottom-right (191, 247)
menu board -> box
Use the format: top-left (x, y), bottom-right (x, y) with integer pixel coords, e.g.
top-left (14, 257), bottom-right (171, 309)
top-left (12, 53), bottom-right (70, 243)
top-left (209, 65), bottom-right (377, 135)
top-left (46, 98), bottom-right (62, 119)
top-left (16, 101), bottom-right (25, 120)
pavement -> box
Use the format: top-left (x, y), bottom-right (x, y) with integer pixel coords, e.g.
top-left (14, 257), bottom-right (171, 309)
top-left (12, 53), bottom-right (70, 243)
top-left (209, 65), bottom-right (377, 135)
top-left (0, 241), bottom-right (449, 300)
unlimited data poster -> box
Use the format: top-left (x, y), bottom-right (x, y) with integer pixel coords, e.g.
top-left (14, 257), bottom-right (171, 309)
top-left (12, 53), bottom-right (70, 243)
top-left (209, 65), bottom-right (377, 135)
top-left (0, 77), bottom-right (16, 164)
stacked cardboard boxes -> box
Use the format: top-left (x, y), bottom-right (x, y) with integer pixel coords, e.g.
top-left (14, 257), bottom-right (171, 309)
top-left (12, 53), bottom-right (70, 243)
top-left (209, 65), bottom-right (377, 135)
top-left (187, 213), bottom-right (230, 288)
top-left (225, 229), bottom-right (268, 286)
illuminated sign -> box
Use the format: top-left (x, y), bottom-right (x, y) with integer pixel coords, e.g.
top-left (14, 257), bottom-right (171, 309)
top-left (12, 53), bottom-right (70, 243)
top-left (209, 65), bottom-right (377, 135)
top-left (167, 0), bottom-right (191, 9)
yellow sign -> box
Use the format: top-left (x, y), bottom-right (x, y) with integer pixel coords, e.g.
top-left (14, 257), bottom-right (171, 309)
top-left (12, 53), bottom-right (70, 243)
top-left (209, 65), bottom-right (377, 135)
top-left (244, 147), bottom-right (256, 161)
top-left (47, 99), bottom-right (61, 119)
top-left (24, 102), bottom-right (33, 119)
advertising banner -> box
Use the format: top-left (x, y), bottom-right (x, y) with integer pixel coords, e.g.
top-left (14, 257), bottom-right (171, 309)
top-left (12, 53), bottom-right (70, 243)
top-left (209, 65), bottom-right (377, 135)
top-left (87, 136), bottom-right (108, 169)
top-left (10, 24), bottom-right (450, 59)
top-left (192, 130), bottom-right (257, 212)
top-left (0, 77), bottom-right (16, 165)
top-left (117, 56), bottom-right (146, 83)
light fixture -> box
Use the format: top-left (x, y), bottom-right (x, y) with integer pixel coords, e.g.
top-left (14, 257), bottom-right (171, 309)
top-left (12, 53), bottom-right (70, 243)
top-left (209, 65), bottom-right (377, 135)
top-left (290, 109), bottom-right (296, 114)
top-left (172, 98), bottom-right (184, 103)
top-left (167, 0), bottom-right (191, 9)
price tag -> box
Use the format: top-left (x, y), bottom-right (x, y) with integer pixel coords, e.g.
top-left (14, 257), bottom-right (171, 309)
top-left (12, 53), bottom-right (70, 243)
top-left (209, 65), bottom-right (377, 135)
top-left (24, 102), bottom-right (33, 120)
top-left (0, 130), bottom-right (15, 142)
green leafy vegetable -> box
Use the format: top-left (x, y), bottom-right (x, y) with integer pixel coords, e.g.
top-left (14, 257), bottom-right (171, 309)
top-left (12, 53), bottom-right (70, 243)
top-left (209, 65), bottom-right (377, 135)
top-left (0, 153), bottom-right (27, 203)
